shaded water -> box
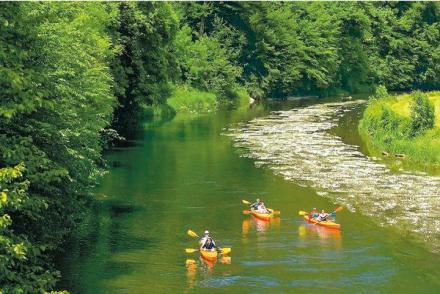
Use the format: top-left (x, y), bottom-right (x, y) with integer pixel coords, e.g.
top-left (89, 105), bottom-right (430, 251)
top-left (57, 99), bottom-right (440, 293)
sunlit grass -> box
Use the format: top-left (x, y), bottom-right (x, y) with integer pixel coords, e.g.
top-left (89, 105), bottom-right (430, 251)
top-left (359, 91), bottom-right (440, 165)
top-left (386, 92), bottom-right (440, 127)
top-left (167, 85), bottom-right (218, 114)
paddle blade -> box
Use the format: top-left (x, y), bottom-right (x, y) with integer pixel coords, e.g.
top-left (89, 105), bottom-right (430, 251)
top-left (185, 248), bottom-right (198, 253)
top-left (220, 247), bottom-right (231, 255)
top-left (334, 206), bottom-right (343, 213)
top-left (242, 199), bottom-right (251, 205)
top-left (243, 210), bottom-right (251, 215)
top-left (187, 229), bottom-right (199, 238)
top-left (298, 211), bottom-right (307, 216)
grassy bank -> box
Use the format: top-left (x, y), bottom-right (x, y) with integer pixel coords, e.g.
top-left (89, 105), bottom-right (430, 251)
top-left (359, 91), bottom-right (440, 165)
top-left (167, 86), bottom-right (218, 114)
top-left (167, 85), bottom-right (251, 115)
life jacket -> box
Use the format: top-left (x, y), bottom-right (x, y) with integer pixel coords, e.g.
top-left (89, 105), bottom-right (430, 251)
top-left (318, 213), bottom-right (328, 220)
top-left (251, 201), bottom-right (261, 210)
top-left (257, 204), bottom-right (268, 213)
top-left (203, 241), bottom-right (216, 250)
top-left (200, 236), bottom-right (216, 247)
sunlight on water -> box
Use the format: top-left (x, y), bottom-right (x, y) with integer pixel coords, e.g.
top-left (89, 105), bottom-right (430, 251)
top-left (226, 101), bottom-right (440, 252)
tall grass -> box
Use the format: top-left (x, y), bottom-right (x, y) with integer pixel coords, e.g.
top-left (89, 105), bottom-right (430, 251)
top-left (359, 91), bottom-right (440, 165)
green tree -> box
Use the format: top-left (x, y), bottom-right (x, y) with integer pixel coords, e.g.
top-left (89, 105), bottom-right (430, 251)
top-left (409, 91), bottom-right (435, 137)
top-left (110, 2), bottom-right (178, 138)
top-left (0, 2), bottom-right (115, 291)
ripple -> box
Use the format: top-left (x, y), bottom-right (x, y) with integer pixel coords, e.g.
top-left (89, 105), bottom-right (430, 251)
top-left (225, 101), bottom-right (440, 252)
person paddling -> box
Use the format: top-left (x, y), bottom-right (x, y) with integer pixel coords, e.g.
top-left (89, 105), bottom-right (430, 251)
top-left (201, 237), bottom-right (217, 251)
top-left (199, 230), bottom-right (216, 248)
top-left (257, 201), bottom-right (270, 214)
top-left (317, 210), bottom-right (329, 222)
top-left (251, 198), bottom-right (261, 210)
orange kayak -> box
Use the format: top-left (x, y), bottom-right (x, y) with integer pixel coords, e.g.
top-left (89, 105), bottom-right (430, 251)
top-left (199, 248), bottom-right (218, 261)
top-left (304, 215), bottom-right (341, 230)
top-left (251, 209), bottom-right (273, 221)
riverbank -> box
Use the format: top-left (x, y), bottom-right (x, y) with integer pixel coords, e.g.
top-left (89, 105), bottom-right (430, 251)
top-left (359, 91), bottom-right (440, 166)
top-left (165, 85), bottom-right (251, 115)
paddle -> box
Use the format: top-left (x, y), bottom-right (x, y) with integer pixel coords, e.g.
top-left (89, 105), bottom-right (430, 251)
top-left (299, 206), bottom-right (343, 217)
top-left (219, 247), bottom-right (231, 255)
top-left (187, 229), bottom-right (199, 238)
top-left (185, 248), bottom-right (199, 253)
top-left (185, 247), bottom-right (232, 254)
top-left (241, 199), bottom-right (281, 215)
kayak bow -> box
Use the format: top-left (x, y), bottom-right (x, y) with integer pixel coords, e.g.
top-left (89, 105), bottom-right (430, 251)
top-left (199, 248), bottom-right (218, 261)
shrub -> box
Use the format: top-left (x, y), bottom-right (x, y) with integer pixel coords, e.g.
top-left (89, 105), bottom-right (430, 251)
top-left (167, 86), bottom-right (217, 114)
top-left (409, 91), bottom-right (435, 137)
top-left (369, 85), bottom-right (389, 101)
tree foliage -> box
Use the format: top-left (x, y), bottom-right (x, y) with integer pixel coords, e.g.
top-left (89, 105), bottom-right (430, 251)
top-left (110, 2), bottom-right (178, 138)
top-left (0, 2), bottom-right (115, 292)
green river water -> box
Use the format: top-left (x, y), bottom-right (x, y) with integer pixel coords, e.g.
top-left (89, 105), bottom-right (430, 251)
top-left (57, 98), bottom-right (440, 293)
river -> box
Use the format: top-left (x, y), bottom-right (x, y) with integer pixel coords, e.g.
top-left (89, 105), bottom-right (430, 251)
top-left (57, 98), bottom-right (440, 293)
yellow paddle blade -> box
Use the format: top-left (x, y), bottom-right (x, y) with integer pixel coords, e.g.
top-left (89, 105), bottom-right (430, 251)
top-left (334, 206), bottom-right (343, 213)
top-left (185, 248), bottom-right (198, 253)
top-left (220, 247), bottom-right (231, 255)
top-left (187, 229), bottom-right (199, 238)
top-left (243, 210), bottom-right (251, 215)
top-left (298, 211), bottom-right (307, 216)
top-left (242, 199), bottom-right (251, 205)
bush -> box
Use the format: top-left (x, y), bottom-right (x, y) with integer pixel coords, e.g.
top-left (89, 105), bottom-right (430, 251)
top-left (370, 85), bottom-right (389, 101)
top-left (167, 86), bottom-right (218, 114)
top-left (409, 91), bottom-right (435, 137)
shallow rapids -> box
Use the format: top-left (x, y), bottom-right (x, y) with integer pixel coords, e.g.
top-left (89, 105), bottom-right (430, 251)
top-left (226, 101), bottom-right (440, 251)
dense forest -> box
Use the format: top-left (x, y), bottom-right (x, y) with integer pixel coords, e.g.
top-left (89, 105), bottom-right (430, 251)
top-left (0, 2), bottom-right (439, 292)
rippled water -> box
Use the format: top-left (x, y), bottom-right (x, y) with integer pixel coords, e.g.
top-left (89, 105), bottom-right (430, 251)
top-left (226, 101), bottom-right (440, 251)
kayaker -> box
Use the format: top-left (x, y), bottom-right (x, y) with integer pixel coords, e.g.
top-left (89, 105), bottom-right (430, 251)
top-left (251, 198), bottom-right (261, 210)
top-left (317, 210), bottom-right (329, 222)
top-left (308, 208), bottom-right (318, 219)
top-left (201, 237), bottom-right (217, 251)
top-left (199, 230), bottom-right (216, 247)
top-left (257, 202), bottom-right (270, 214)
